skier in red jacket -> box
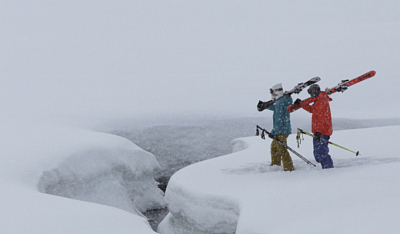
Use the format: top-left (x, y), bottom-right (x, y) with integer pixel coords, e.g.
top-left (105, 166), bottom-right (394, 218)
top-left (293, 84), bottom-right (334, 169)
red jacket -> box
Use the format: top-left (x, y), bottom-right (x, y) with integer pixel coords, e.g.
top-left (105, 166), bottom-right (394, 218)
top-left (300, 91), bottom-right (333, 136)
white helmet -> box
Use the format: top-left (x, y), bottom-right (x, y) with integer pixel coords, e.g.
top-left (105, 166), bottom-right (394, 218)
top-left (270, 83), bottom-right (284, 100)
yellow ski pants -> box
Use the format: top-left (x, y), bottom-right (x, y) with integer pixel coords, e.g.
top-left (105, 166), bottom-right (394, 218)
top-left (270, 134), bottom-right (294, 171)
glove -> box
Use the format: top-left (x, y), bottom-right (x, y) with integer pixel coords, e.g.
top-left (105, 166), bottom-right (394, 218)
top-left (314, 132), bottom-right (322, 141)
top-left (294, 98), bottom-right (302, 106)
top-left (269, 130), bottom-right (276, 138)
top-left (257, 100), bottom-right (264, 110)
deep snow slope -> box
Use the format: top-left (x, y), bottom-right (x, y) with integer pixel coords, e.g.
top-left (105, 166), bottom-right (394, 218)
top-left (0, 123), bottom-right (163, 234)
top-left (159, 125), bottom-right (400, 234)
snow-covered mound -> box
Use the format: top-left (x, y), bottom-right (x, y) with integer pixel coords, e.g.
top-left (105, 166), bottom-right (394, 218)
top-left (159, 125), bottom-right (400, 234)
top-left (36, 133), bottom-right (166, 215)
top-left (0, 122), bottom-right (164, 234)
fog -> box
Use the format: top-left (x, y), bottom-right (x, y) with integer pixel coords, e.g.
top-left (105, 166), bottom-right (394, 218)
top-left (1, 1), bottom-right (399, 129)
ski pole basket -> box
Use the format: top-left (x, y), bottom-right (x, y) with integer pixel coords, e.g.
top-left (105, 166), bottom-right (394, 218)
top-left (296, 128), bottom-right (360, 156)
top-left (256, 125), bottom-right (316, 167)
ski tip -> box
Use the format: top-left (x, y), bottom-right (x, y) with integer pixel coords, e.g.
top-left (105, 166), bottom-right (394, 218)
top-left (370, 70), bottom-right (376, 76)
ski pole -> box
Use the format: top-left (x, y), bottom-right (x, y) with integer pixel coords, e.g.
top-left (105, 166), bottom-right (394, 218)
top-left (256, 125), bottom-right (316, 167)
top-left (297, 128), bottom-right (360, 156)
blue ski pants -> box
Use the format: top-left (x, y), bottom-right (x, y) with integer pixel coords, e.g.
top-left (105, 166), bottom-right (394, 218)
top-left (313, 135), bottom-right (334, 169)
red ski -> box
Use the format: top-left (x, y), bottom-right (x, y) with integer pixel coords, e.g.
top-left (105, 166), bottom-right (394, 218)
top-left (288, 70), bottom-right (376, 113)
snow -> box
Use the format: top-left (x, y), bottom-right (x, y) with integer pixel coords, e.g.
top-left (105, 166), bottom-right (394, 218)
top-left (159, 125), bottom-right (400, 233)
top-left (1, 0), bottom-right (400, 233)
top-left (0, 121), bottom-right (163, 234)
top-left (2, 182), bottom-right (151, 234)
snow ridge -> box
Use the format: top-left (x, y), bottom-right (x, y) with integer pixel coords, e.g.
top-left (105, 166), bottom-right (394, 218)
top-left (160, 183), bottom-right (239, 234)
top-left (37, 139), bottom-right (166, 216)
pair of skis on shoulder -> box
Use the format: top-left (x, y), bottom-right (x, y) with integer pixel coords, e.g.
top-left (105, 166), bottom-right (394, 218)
top-left (257, 76), bottom-right (321, 111)
top-left (287, 70), bottom-right (376, 112)
top-left (258, 70), bottom-right (376, 112)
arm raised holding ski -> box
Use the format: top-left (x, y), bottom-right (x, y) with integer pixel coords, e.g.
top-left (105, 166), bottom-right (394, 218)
top-left (292, 84), bottom-right (335, 169)
top-left (257, 76), bottom-right (320, 112)
top-left (288, 70), bottom-right (376, 113)
top-left (289, 70), bottom-right (376, 169)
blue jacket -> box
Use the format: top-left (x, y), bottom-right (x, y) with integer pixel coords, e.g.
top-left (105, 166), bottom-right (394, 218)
top-left (267, 96), bottom-right (292, 135)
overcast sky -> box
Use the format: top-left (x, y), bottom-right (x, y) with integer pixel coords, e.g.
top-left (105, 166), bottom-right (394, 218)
top-left (1, 1), bottom-right (399, 126)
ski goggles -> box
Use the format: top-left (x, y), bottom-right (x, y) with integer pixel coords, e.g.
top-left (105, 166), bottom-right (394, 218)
top-left (270, 88), bottom-right (283, 94)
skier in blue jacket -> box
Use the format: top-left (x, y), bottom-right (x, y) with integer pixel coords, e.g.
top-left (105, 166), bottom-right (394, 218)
top-left (266, 83), bottom-right (294, 171)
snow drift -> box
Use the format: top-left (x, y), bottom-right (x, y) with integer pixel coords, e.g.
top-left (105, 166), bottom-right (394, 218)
top-left (159, 125), bottom-right (400, 233)
top-left (0, 122), bottom-right (164, 234)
